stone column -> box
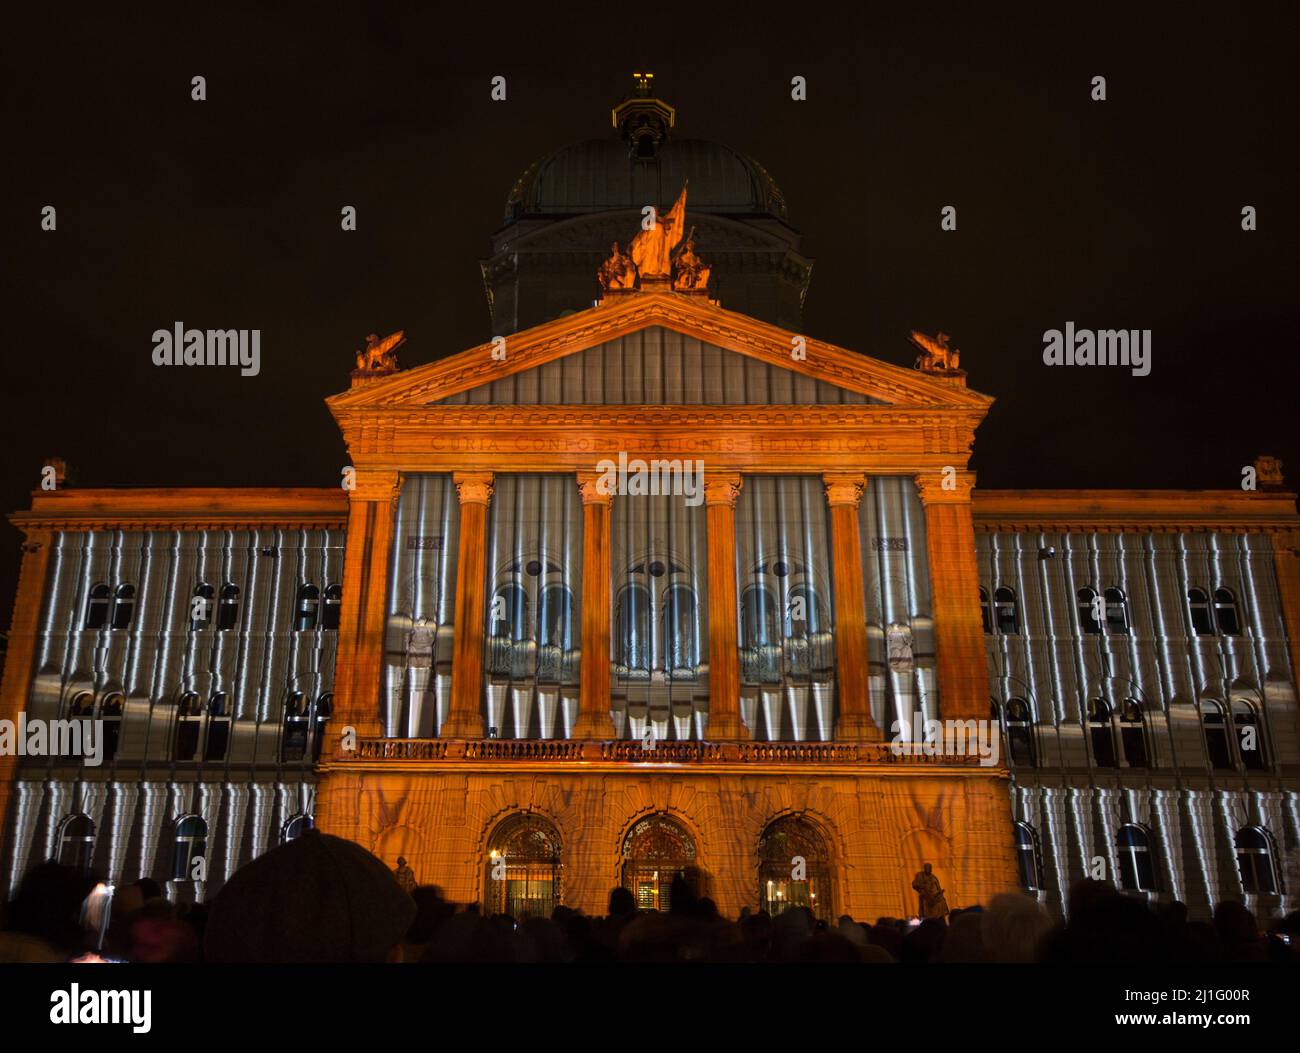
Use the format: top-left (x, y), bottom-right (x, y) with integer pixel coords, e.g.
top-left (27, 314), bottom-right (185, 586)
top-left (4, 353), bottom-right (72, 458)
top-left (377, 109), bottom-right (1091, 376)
top-left (915, 470), bottom-right (988, 721)
top-left (442, 472), bottom-right (494, 739)
top-left (572, 472), bottom-right (615, 739)
top-left (0, 530), bottom-right (53, 851)
top-left (824, 474), bottom-right (880, 741)
top-left (329, 471), bottom-right (399, 749)
top-left (704, 473), bottom-right (748, 740)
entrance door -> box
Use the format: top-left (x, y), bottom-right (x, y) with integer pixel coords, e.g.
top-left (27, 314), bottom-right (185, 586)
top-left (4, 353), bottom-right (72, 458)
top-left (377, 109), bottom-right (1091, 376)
top-left (621, 814), bottom-right (697, 911)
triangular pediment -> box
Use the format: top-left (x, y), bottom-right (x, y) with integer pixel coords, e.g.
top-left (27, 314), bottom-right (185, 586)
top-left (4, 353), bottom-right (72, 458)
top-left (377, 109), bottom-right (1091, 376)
top-left (327, 292), bottom-right (992, 411)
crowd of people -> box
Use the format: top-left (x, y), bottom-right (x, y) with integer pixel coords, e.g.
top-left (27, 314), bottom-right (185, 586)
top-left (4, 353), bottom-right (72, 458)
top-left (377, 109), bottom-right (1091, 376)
top-left (1, 830), bottom-right (1295, 964)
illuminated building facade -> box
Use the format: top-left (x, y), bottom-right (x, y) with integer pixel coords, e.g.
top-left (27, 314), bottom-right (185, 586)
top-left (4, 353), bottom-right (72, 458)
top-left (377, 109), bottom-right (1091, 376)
top-left (1, 81), bottom-right (1296, 923)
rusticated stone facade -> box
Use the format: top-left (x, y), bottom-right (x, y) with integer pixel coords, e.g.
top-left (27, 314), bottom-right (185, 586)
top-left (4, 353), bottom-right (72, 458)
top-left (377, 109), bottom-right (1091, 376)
top-left (315, 746), bottom-right (1017, 920)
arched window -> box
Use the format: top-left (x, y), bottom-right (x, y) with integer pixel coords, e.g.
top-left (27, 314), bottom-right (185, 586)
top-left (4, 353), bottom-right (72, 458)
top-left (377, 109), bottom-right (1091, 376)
top-left (1187, 588), bottom-right (1214, 636)
top-left (1119, 699), bottom-right (1148, 768)
top-left (978, 587), bottom-right (992, 635)
top-left (171, 815), bottom-right (208, 882)
top-left (1014, 822), bottom-right (1041, 892)
top-left (283, 814), bottom-right (314, 844)
top-left (281, 691), bottom-right (308, 761)
top-left (1004, 698), bottom-right (1036, 767)
top-left (311, 693), bottom-right (332, 763)
top-left (204, 692), bottom-right (230, 761)
top-left (1234, 828), bottom-right (1279, 895)
top-left (99, 693), bottom-right (124, 761)
top-left (68, 691), bottom-right (95, 718)
top-left (321, 584), bottom-right (343, 631)
top-left (175, 691), bottom-right (202, 760)
top-left (217, 583), bottom-right (240, 631)
top-left (617, 584), bottom-right (651, 671)
top-left (190, 583), bottom-right (214, 631)
top-left (1200, 700), bottom-right (1234, 770)
top-left (743, 586), bottom-right (777, 647)
top-left (785, 584), bottom-right (821, 639)
top-left (1077, 588), bottom-right (1102, 635)
top-left (490, 583), bottom-right (529, 641)
top-left (1104, 587), bottom-right (1129, 635)
top-left (110, 584), bottom-right (136, 630)
top-left (994, 587), bottom-right (1019, 635)
top-left (1117, 825), bottom-right (1155, 892)
top-left (1088, 698), bottom-right (1116, 767)
top-left (85, 583), bottom-right (111, 630)
top-left (538, 584), bottom-right (575, 651)
top-left (740, 585), bottom-right (780, 684)
top-left (1214, 588), bottom-right (1241, 636)
top-left (57, 814), bottom-right (95, 870)
top-left (664, 585), bottom-right (698, 671)
top-left (484, 813), bottom-right (563, 919)
top-left (295, 584), bottom-right (320, 631)
top-left (621, 813), bottom-right (697, 912)
top-left (1232, 699), bottom-right (1265, 770)
top-left (758, 815), bottom-right (833, 920)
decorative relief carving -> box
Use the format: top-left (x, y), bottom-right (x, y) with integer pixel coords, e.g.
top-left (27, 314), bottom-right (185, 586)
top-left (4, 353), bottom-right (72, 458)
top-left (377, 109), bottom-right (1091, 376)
top-left (453, 471), bottom-right (495, 506)
top-left (576, 470), bottom-right (613, 506)
top-left (704, 474), bottom-right (743, 508)
top-left (823, 473), bottom-right (867, 508)
top-left (914, 470), bottom-right (975, 505)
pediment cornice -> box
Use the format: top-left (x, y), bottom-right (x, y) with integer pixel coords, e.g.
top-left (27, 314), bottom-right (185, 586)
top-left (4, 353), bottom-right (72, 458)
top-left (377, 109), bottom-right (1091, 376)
top-left (326, 293), bottom-right (995, 414)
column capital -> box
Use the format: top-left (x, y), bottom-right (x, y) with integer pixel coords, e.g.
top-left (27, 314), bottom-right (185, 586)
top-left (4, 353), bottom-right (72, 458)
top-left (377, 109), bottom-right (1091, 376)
top-left (914, 469), bottom-right (975, 505)
top-left (576, 470), bottom-right (613, 507)
top-left (453, 471), bottom-right (495, 506)
top-left (823, 472), bottom-right (868, 508)
top-left (347, 468), bottom-right (401, 504)
top-left (704, 472), bottom-right (743, 509)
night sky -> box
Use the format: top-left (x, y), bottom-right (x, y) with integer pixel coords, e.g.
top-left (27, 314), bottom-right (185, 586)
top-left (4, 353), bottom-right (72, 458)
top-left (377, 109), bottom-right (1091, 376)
top-left (3, 4), bottom-right (1297, 607)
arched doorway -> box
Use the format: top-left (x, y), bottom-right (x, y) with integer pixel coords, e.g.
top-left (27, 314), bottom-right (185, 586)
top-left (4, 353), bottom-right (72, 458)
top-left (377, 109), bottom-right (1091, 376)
top-left (621, 813), bottom-right (697, 911)
top-left (483, 813), bottom-right (563, 920)
top-left (758, 814), bottom-right (833, 919)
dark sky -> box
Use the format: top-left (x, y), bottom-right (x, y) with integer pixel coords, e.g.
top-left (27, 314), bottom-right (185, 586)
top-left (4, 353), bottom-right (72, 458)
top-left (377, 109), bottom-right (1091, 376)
top-left (3, 3), bottom-right (1297, 607)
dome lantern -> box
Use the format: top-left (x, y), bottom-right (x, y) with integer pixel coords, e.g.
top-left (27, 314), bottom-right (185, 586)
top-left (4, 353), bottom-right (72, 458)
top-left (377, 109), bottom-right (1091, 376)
top-left (612, 71), bottom-right (675, 159)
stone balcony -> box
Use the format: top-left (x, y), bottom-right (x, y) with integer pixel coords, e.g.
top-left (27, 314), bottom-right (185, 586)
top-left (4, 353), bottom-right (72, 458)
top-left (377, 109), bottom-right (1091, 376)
top-left (331, 736), bottom-right (994, 769)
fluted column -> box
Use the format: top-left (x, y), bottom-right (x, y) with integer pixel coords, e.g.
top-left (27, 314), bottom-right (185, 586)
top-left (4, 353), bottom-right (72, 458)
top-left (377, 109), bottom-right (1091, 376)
top-left (0, 530), bottom-right (53, 851)
top-left (442, 471), bottom-right (494, 738)
top-left (330, 470), bottom-right (399, 749)
top-left (824, 474), bottom-right (881, 741)
top-left (914, 470), bottom-right (988, 720)
top-left (704, 473), bottom-right (748, 740)
top-left (572, 472), bottom-right (616, 739)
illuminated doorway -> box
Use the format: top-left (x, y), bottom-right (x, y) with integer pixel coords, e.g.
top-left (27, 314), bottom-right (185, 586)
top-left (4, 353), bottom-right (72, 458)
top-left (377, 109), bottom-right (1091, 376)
top-left (758, 814), bottom-right (833, 919)
top-left (621, 814), bottom-right (697, 911)
top-left (483, 813), bottom-right (563, 920)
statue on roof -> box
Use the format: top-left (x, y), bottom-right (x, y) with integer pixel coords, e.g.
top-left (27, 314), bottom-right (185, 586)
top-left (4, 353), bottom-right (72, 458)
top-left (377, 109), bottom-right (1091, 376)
top-left (355, 330), bottom-right (405, 375)
top-left (909, 330), bottom-right (961, 373)
top-left (597, 242), bottom-right (637, 292)
top-left (1253, 454), bottom-right (1285, 489)
top-left (629, 182), bottom-right (688, 280)
top-left (672, 227), bottom-right (711, 293)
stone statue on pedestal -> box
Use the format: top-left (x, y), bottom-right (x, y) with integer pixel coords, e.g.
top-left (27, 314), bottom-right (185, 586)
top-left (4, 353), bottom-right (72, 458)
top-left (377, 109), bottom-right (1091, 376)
top-left (912, 862), bottom-right (949, 919)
